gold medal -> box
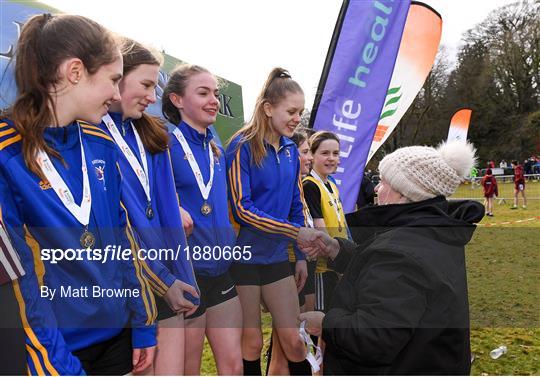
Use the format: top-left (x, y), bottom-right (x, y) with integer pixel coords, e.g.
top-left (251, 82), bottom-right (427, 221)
top-left (201, 202), bottom-right (212, 216)
top-left (80, 230), bottom-right (95, 249)
top-left (146, 203), bottom-right (154, 219)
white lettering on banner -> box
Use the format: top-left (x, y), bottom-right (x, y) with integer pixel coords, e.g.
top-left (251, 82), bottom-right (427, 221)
top-left (327, 1), bottom-right (394, 186)
top-left (339, 144), bottom-right (353, 158)
top-left (336, 133), bottom-right (355, 143)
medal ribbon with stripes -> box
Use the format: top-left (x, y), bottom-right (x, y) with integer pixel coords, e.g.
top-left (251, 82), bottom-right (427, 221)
top-left (102, 114), bottom-right (153, 218)
top-left (172, 127), bottom-right (214, 214)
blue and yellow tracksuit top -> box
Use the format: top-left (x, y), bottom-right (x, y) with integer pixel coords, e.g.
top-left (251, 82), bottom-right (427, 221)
top-left (0, 119), bottom-right (156, 375)
top-left (168, 121), bottom-right (236, 277)
top-left (225, 134), bottom-right (306, 265)
top-left (98, 113), bottom-right (198, 304)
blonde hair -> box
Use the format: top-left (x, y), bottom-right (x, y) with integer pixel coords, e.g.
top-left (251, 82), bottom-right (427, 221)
top-left (229, 67), bottom-right (303, 167)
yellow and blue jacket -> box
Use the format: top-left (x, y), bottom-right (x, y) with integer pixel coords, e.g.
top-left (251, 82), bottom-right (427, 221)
top-left (226, 134), bottom-right (306, 265)
top-left (99, 113), bottom-right (198, 303)
top-left (0, 119), bottom-right (156, 375)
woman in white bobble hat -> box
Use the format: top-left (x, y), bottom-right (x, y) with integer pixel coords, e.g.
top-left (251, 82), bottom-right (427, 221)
top-left (299, 140), bottom-right (485, 375)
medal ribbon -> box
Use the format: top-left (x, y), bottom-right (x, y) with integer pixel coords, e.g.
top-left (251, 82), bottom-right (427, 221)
top-left (299, 320), bottom-right (323, 373)
top-left (310, 169), bottom-right (343, 227)
top-left (172, 127), bottom-right (214, 201)
top-left (102, 114), bottom-right (151, 205)
top-left (36, 124), bottom-right (91, 227)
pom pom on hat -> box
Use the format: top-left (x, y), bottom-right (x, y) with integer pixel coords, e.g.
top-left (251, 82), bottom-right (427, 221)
top-left (378, 140), bottom-right (477, 202)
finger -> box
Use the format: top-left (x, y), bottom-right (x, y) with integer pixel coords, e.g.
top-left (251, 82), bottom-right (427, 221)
top-left (180, 282), bottom-right (199, 298)
top-left (141, 348), bottom-right (155, 371)
top-left (185, 305), bottom-right (198, 317)
top-left (134, 352), bottom-right (146, 372)
top-left (132, 348), bottom-right (141, 369)
top-left (298, 275), bottom-right (307, 292)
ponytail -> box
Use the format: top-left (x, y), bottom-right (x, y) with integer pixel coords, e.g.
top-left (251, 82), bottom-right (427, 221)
top-left (5, 14), bottom-right (118, 178)
top-left (229, 67), bottom-right (303, 167)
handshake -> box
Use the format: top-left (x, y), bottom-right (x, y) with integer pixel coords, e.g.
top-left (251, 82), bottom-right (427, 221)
top-left (296, 227), bottom-right (341, 260)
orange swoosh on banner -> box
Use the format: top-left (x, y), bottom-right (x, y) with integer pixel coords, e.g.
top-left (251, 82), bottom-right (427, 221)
top-left (450, 109), bottom-right (473, 130)
top-left (399, 4), bottom-right (443, 78)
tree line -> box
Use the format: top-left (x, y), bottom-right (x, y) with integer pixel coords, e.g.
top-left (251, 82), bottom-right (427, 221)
top-left (372, 0), bottom-right (539, 168)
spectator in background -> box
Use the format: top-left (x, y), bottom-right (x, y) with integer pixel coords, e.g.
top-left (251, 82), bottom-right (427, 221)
top-left (487, 159), bottom-right (495, 169)
top-left (534, 157), bottom-right (540, 175)
top-left (499, 160), bottom-right (508, 169)
top-left (511, 160), bottom-right (527, 209)
top-left (469, 166), bottom-right (479, 189)
top-left (481, 168), bottom-right (498, 217)
top-left (356, 171), bottom-right (375, 208)
top-left (524, 158), bottom-right (533, 175)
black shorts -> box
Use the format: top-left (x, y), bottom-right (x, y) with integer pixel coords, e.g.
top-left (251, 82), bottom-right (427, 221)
top-left (0, 282), bottom-right (26, 376)
top-left (230, 260), bottom-right (292, 286)
top-left (304, 260), bottom-right (317, 295)
top-left (185, 271), bottom-right (238, 320)
top-left (315, 271), bottom-right (339, 313)
top-left (289, 262), bottom-right (306, 307)
top-left (72, 328), bottom-right (132, 376)
top-left (155, 294), bottom-right (176, 322)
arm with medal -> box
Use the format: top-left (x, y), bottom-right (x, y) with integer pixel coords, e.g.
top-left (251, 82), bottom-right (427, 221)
top-left (105, 115), bottom-right (200, 313)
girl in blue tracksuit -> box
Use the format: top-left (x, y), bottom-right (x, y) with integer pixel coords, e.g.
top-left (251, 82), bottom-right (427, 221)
top-left (98, 39), bottom-right (199, 375)
top-left (162, 64), bottom-right (242, 375)
top-left (0, 14), bottom-right (156, 375)
top-left (226, 68), bottom-right (318, 375)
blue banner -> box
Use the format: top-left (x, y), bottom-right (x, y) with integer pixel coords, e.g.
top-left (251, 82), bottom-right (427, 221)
top-left (310, 0), bottom-right (411, 213)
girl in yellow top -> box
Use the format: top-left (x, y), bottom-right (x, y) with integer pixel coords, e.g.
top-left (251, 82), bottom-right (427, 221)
top-left (302, 131), bottom-right (348, 313)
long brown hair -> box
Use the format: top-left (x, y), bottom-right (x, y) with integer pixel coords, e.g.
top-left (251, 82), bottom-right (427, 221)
top-left (309, 131), bottom-right (340, 154)
top-left (4, 14), bottom-right (118, 178)
top-left (120, 38), bottom-right (168, 154)
top-left (229, 67), bottom-right (303, 167)
top-left (162, 64), bottom-right (221, 158)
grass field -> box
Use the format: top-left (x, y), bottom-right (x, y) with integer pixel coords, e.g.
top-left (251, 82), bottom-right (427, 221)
top-left (453, 178), bottom-right (540, 202)
top-left (200, 186), bottom-right (539, 375)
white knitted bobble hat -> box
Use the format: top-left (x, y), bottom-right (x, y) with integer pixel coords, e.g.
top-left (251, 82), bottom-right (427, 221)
top-left (378, 140), bottom-right (477, 202)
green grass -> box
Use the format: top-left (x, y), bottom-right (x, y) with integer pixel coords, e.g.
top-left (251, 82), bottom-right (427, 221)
top-left (466, 200), bottom-right (539, 375)
top-left (453, 178), bottom-right (540, 202)
top-left (200, 188), bottom-right (539, 375)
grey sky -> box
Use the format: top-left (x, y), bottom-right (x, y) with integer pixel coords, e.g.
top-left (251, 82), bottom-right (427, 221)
top-left (46, 0), bottom-right (517, 119)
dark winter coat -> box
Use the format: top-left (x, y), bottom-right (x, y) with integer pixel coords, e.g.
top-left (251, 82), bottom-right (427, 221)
top-left (323, 197), bottom-right (484, 375)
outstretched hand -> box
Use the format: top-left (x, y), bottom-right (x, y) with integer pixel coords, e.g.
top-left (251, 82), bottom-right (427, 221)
top-left (297, 227), bottom-right (339, 259)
